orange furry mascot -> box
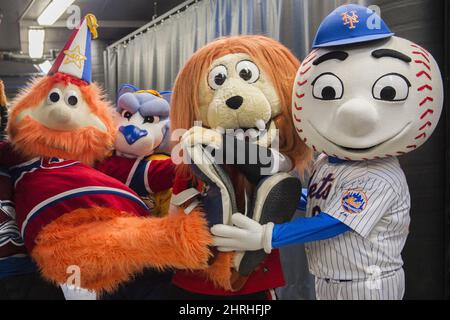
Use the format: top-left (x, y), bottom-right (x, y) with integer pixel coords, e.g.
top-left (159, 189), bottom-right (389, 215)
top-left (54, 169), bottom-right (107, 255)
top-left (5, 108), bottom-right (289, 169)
top-left (169, 36), bottom-right (312, 298)
top-left (0, 16), bottom-right (212, 294)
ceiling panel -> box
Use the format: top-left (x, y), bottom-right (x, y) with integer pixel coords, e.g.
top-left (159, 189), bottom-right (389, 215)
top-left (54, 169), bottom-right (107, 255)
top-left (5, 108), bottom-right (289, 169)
top-left (0, 0), bottom-right (31, 51)
top-left (24, 0), bottom-right (186, 25)
top-left (1, 0), bottom-right (188, 95)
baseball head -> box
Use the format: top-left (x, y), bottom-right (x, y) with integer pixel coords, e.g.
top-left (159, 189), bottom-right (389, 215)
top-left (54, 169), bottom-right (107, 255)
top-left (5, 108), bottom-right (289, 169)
top-left (292, 36), bottom-right (443, 160)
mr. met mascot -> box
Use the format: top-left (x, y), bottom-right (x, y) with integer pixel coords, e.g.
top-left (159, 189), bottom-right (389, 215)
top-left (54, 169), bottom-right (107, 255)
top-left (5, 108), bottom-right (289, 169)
top-left (212, 4), bottom-right (443, 300)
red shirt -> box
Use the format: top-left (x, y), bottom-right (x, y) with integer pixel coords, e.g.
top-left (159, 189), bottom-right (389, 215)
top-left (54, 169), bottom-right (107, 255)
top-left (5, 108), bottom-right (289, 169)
top-left (96, 154), bottom-right (175, 195)
top-left (9, 157), bottom-right (150, 251)
top-left (171, 170), bottom-right (285, 296)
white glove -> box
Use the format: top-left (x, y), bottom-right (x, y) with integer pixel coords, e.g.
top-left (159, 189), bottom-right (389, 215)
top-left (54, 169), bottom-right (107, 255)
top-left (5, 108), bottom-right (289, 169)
top-left (181, 126), bottom-right (223, 149)
top-left (211, 213), bottom-right (274, 254)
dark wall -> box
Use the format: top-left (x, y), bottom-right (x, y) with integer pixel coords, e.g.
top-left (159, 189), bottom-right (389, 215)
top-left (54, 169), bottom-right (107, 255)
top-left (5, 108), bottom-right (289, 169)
top-left (370, 0), bottom-right (447, 299)
top-left (445, 0), bottom-right (450, 301)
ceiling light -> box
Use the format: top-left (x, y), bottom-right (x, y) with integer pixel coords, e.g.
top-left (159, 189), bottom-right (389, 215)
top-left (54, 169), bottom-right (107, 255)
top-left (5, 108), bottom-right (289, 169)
top-left (29, 28), bottom-right (45, 59)
top-left (37, 0), bottom-right (76, 26)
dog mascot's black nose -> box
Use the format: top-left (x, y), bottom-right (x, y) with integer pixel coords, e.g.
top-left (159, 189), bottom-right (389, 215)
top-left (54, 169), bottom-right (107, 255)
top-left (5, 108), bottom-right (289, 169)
top-left (226, 96), bottom-right (244, 110)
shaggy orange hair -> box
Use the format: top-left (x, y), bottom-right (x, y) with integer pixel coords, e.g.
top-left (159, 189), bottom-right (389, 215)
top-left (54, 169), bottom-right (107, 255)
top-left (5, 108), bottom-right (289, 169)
top-left (0, 80), bottom-right (7, 107)
top-left (8, 73), bottom-right (116, 165)
top-left (170, 35), bottom-right (312, 171)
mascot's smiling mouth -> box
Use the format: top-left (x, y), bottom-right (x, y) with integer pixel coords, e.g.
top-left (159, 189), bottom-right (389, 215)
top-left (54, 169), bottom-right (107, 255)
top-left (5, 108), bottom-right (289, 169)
top-left (220, 119), bottom-right (276, 140)
top-left (308, 121), bottom-right (412, 153)
top-left (209, 118), bottom-right (274, 135)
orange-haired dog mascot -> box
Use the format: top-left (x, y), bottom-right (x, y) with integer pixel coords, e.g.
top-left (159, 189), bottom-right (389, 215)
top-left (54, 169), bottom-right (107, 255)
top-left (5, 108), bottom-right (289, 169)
top-left (169, 35), bottom-right (312, 299)
top-left (0, 16), bottom-right (212, 295)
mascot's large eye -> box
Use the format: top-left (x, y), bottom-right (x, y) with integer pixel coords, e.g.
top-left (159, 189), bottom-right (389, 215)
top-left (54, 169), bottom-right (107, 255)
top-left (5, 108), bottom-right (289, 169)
top-left (208, 65), bottom-right (228, 90)
top-left (143, 116), bottom-right (160, 124)
top-left (372, 73), bottom-right (411, 102)
top-left (236, 60), bottom-right (260, 83)
top-left (47, 88), bottom-right (62, 104)
top-left (121, 110), bottom-right (133, 120)
top-left (64, 90), bottom-right (79, 107)
top-left (312, 73), bottom-right (344, 101)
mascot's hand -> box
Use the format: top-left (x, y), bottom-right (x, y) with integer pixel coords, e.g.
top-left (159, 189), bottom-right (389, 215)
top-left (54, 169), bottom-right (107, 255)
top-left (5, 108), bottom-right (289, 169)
top-left (211, 213), bottom-right (273, 254)
top-left (181, 126), bottom-right (222, 149)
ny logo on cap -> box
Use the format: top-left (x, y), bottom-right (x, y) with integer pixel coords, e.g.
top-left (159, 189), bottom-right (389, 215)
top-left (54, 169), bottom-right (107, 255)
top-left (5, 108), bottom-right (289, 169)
top-left (341, 11), bottom-right (359, 29)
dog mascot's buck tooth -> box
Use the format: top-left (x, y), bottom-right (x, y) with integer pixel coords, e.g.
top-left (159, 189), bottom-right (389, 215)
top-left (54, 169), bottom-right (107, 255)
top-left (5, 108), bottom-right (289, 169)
top-left (169, 35), bottom-right (311, 298)
top-left (212, 4), bottom-right (443, 300)
top-left (0, 15), bottom-right (213, 295)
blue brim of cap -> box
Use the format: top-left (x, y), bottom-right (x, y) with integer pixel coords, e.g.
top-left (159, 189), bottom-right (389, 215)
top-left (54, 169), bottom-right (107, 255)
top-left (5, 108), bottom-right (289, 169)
top-left (313, 33), bottom-right (394, 48)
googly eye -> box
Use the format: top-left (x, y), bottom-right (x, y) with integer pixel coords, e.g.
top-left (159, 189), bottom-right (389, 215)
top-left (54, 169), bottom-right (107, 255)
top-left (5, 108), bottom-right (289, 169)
top-left (47, 88), bottom-right (62, 104)
top-left (121, 110), bottom-right (133, 120)
top-left (143, 116), bottom-right (160, 124)
top-left (208, 65), bottom-right (228, 90)
top-left (372, 73), bottom-right (411, 102)
top-left (64, 90), bottom-right (79, 107)
top-left (312, 73), bottom-right (344, 101)
top-left (236, 60), bottom-right (260, 83)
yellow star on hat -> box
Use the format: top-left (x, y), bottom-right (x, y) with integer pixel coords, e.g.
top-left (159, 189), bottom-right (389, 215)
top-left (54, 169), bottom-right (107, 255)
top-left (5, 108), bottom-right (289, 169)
top-left (63, 45), bottom-right (87, 69)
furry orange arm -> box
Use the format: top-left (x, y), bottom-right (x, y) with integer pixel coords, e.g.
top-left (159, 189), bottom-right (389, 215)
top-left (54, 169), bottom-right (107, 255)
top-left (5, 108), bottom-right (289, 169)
top-left (32, 207), bottom-right (212, 293)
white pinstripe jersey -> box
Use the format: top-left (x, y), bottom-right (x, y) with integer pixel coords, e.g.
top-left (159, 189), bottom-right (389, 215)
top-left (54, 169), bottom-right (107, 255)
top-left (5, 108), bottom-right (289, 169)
top-left (305, 154), bottom-right (410, 280)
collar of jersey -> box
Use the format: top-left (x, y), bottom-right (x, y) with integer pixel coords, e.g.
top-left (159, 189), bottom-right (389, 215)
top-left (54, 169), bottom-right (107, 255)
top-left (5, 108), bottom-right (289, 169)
top-left (328, 156), bottom-right (347, 164)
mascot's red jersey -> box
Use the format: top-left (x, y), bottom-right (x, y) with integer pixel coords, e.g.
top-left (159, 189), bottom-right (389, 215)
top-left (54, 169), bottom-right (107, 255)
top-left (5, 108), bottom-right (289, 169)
top-left (96, 155), bottom-right (174, 196)
top-left (8, 156), bottom-right (149, 250)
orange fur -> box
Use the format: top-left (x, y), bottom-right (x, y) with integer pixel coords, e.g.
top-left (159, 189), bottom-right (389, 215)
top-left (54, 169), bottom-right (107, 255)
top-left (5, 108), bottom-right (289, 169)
top-left (203, 252), bottom-right (234, 291)
top-left (32, 206), bottom-right (212, 293)
top-left (8, 73), bottom-right (116, 165)
top-left (0, 80), bottom-right (6, 106)
top-left (10, 116), bottom-right (114, 166)
top-left (171, 35), bottom-right (313, 171)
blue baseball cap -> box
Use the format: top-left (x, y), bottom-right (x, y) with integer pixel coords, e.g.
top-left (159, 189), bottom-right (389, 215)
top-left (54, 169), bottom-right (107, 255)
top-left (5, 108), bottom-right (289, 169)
top-left (312, 4), bottom-right (394, 48)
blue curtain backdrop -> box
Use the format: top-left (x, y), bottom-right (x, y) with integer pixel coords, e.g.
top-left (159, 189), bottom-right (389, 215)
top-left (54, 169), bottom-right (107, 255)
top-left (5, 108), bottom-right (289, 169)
top-left (104, 0), bottom-right (367, 101)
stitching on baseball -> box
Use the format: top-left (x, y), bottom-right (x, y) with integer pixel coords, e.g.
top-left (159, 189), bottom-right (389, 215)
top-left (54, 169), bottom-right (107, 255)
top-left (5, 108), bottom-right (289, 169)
top-left (303, 55), bottom-right (317, 66)
top-left (411, 44), bottom-right (430, 57)
top-left (419, 97), bottom-right (434, 107)
top-left (300, 66), bottom-right (311, 75)
top-left (411, 44), bottom-right (435, 153)
top-left (416, 70), bottom-right (431, 80)
top-left (420, 109), bottom-right (434, 119)
top-left (293, 114), bottom-right (302, 122)
top-left (418, 84), bottom-right (432, 92)
top-left (412, 51), bottom-right (430, 63)
top-left (419, 121), bottom-right (432, 131)
top-left (415, 133), bottom-right (427, 140)
top-left (414, 60), bottom-right (431, 71)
